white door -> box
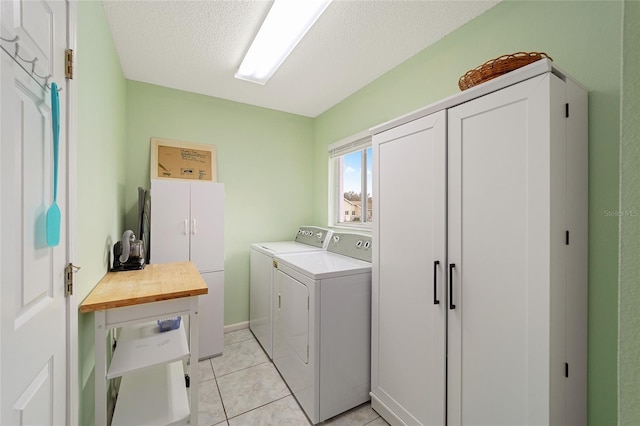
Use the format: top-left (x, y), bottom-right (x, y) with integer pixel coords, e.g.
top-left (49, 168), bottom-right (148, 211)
top-left (150, 179), bottom-right (191, 264)
top-left (372, 111), bottom-right (446, 425)
top-left (0, 1), bottom-right (71, 424)
top-left (189, 182), bottom-right (224, 272)
top-left (447, 74), bottom-right (564, 425)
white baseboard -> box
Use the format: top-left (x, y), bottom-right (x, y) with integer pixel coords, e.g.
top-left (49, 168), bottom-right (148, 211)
top-left (224, 321), bottom-right (249, 333)
top-left (371, 392), bottom-right (407, 426)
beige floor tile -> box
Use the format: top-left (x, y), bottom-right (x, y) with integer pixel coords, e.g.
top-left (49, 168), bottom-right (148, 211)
top-left (227, 395), bottom-right (310, 426)
top-left (223, 328), bottom-right (255, 346)
top-left (364, 417), bottom-right (390, 426)
top-left (217, 362), bottom-right (290, 418)
top-left (199, 359), bottom-right (215, 382)
top-left (212, 338), bottom-right (268, 377)
top-left (322, 402), bottom-right (380, 425)
top-left (198, 378), bottom-right (226, 426)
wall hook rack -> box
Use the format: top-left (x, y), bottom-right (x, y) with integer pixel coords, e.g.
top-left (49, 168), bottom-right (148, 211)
top-left (0, 35), bottom-right (62, 92)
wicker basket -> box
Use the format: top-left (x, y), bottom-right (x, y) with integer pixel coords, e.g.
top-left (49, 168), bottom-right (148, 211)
top-left (458, 52), bottom-right (552, 91)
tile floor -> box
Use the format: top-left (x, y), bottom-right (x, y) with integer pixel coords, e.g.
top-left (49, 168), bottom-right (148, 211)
top-left (197, 328), bottom-right (390, 426)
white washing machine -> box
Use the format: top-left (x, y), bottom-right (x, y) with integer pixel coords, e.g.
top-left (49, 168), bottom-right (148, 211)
top-left (250, 226), bottom-right (332, 359)
top-left (273, 232), bottom-right (372, 425)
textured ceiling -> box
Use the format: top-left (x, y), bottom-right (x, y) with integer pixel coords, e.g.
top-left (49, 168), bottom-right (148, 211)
top-left (102, 0), bottom-right (500, 118)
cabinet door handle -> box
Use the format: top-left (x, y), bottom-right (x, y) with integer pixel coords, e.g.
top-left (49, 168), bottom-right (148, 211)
top-left (449, 263), bottom-right (456, 310)
top-left (278, 294), bottom-right (281, 309)
top-left (192, 219), bottom-right (197, 235)
top-left (433, 260), bottom-right (440, 305)
top-left (183, 219), bottom-right (188, 235)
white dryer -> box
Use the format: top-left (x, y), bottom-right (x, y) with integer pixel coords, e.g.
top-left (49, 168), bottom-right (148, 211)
top-left (273, 233), bottom-right (372, 425)
top-left (250, 226), bottom-right (332, 359)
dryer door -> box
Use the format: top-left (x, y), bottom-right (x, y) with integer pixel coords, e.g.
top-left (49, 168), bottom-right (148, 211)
top-left (276, 270), bottom-right (309, 364)
top-left (273, 268), bottom-right (317, 422)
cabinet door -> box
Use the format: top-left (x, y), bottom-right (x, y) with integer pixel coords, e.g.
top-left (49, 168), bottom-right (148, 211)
top-left (447, 73), bottom-right (566, 425)
top-left (189, 182), bottom-right (224, 272)
top-left (199, 271), bottom-right (224, 359)
top-left (371, 110), bottom-right (446, 425)
top-left (150, 180), bottom-right (190, 264)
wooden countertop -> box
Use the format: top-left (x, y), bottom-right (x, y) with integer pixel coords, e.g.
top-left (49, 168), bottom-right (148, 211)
top-left (79, 262), bottom-right (208, 313)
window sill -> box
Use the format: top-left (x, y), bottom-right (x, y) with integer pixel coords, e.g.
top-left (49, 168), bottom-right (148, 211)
top-left (329, 223), bottom-right (372, 234)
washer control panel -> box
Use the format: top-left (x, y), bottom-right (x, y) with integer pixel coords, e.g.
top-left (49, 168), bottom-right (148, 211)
top-left (294, 226), bottom-right (332, 248)
top-left (328, 232), bottom-right (372, 262)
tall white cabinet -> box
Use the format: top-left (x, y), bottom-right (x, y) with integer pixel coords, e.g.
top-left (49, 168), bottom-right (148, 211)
top-left (371, 60), bottom-right (588, 426)
top-left (151, 179), bottom-right (225, 358)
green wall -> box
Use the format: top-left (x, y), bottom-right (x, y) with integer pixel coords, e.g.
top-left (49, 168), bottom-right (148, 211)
top-left (124, 82), bottom-right (315, 326)
top-left (619, 0), bottom-right (640, 423)
top-left (76, 1), bottom-right (127, 424)
top-left (313, 1), bottom-right (623, 424)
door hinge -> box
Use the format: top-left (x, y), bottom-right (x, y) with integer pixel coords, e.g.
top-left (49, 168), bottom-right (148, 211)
top-left (65, 263), bottom-right (81, 296)
top-left (565, 103), bottom-right (569, 118)
top-left (273, 260), bottom-right (278, 268)
top-left (65, 49), bottom-right (74, 79)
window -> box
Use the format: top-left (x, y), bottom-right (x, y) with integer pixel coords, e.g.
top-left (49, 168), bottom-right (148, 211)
top-left (328, 131), bottom-right (373, 228)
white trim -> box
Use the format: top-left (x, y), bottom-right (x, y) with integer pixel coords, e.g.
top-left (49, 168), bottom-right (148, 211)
top-left (328, 129), bottom-right (371, 157)
top-left (65, 2), bottom-right (78, 425)
top-left (223, 321), bottom-right (249, 333)
top-left (329, 224), bottom-right (373, 234)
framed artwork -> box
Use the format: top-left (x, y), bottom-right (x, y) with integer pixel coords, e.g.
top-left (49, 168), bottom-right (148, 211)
top-left (150, 138), bottom-right (217, 181)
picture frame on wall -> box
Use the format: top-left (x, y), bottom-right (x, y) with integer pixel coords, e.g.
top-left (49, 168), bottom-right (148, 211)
top-left (150, 137), bottom-right (217, 182)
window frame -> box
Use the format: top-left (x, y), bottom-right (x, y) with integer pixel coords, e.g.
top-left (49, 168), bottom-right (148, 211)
top-left (328, 130), bottom-right (372, 230)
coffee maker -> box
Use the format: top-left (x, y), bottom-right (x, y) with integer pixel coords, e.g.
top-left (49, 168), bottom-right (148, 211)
top-left (111, 230), bottom-right (146, 271)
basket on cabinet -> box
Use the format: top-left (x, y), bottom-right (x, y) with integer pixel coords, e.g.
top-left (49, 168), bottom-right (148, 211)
top-left (458, 52), bottom-right (552, 91)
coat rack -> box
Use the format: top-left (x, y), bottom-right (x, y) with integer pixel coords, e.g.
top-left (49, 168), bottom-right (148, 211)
top-left (0, 35), bottom-right (61, 92)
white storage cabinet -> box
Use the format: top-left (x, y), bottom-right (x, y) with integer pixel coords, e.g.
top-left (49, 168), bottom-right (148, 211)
top-left (370, 59), bottom-right (588, 426)
top-left (151, 179), bottom-right (225, 358)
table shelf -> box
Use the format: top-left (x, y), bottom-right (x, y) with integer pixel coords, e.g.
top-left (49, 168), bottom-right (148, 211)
top-left (107, 319), bottom-right (189, 380)
top-left (111, 361), bottom-right (190, 426)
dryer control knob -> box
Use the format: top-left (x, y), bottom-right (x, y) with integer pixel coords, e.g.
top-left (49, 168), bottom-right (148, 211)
top-left (356, 240), bottom-right (363, 248)
top-left (333, 235), bottom-right (340, 243)
top-left (316, 232), bottom-right (323, 240)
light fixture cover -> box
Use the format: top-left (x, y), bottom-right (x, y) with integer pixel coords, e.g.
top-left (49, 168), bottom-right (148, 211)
top-left (235, 0), bottom-right (332, 85)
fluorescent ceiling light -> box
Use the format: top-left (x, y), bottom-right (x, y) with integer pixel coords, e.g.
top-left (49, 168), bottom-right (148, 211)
top-left (235, 0), bottom-right (332, 85)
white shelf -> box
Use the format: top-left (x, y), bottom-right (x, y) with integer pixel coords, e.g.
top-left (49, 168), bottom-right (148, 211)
top-left (111, 360), bottom-right (190, 426)
top-left (107, 319), bottom-right (189, 380)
